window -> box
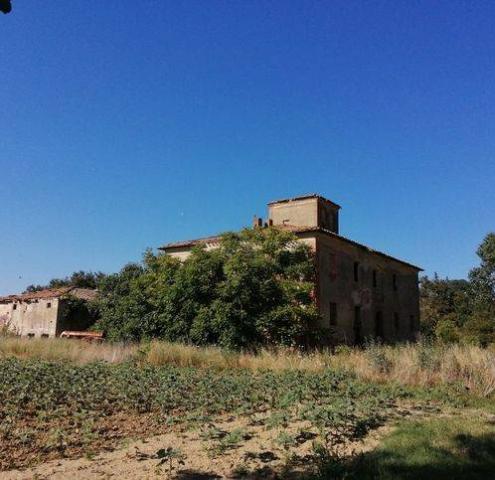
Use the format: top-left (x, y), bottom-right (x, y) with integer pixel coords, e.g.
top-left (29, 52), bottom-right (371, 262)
top-left (375, 311), bottom-right (384, 339)
top-left (27, 333), bottom-right (35, 338)
top-left (13, 304), bottom-right (17, 310)
top-left (393, 274), bottom-right (398, 291)
top-left (354, 306), bottom-right (362, 345)
top-left (329, 302), bottom-right (338, 326)
top-left (372, 270), bottom-right (377, 288)
top-left (354, 262), bottom-right (359, 282)
top-left (41, 334), bottom-right (49, 338)
top-left (394, 313), bottom-right (400, 334)
top-left (46, 302), bottom-right (51, 309)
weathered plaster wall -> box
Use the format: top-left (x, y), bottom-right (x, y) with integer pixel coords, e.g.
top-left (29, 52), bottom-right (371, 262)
top-left (166, 241), bottom-right (220, 261)
top-left (268, 198), bottom-right (319, 228)
top-left (316, 233), bottom-right (420, 344)
top-left (268, 197), bottom-right (339, 233)
top-left (0, 298), bottom-right (60, 337)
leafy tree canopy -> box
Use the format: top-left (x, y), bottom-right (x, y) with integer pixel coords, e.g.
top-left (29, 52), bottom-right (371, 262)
top-left (420, 232), bottom-right (495, 345)
top-left (0, 0), bottom-right (12, 14)
top-left (94, 228), bottom-right (321, 349)
top-left (25, 271), bottom-right (106, 293)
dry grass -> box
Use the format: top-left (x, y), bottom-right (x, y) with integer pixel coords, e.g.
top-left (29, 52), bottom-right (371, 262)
top-left (331, 343), bottom-right (495, 397)
top-left (1, 336), bottom-right (494, 397)
top-left (0, 336), bottom-right (135, 364)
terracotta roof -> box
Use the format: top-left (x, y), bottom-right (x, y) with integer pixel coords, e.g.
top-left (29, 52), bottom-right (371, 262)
top-left (302, 227), bottom-right (422, 271)
top-left (160, 225), bottom-right (422, 271)
top-left (160, 234), bottom-right (223, 250)
top-left (268, 194), bottom-right (341, 210)
top-left (0, 287), bottom-right (98, 303)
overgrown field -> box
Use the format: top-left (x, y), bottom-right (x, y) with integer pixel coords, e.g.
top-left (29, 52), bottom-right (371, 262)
top-left (2, 337), bottom-right (495, 396)
top-left (0, 358), bottom-right (402, 470)
top-left (0, 339), bottom-right (494, 478)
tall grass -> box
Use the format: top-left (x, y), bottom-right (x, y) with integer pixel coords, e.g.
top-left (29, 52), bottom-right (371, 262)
top-left (1, 336), bottom-right (494, 397)
top-left (332, 342), bottom-right (495, 397)
top-left (0, 337), bottom-right (135, 364)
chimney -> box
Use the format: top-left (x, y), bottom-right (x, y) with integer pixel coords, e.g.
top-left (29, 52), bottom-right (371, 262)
top-left (253, 216), bottom-right (264, 228)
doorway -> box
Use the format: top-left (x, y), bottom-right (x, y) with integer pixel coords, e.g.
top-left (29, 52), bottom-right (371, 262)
top-left (375, 311), bottom-right (384, 340)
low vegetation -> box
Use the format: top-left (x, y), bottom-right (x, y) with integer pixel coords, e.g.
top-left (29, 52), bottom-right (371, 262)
top-left (2, 338), bottom-right (494, 397)
top-left (0, 338), bottom-right (494, 477)
top-left (352, 413), bottom-right (495, 480)
top-left (0, 355), bottom-right (399, 471)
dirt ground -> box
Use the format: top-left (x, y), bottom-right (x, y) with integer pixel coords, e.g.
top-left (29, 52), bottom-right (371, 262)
top-left (2, 414), bottom-right (391, 480)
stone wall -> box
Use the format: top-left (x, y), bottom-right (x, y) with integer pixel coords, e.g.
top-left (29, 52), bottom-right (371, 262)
top-left (268, 196), bottom-right (340, 233)
top-left (0, 298), bottom-right (60, 337)
top-left (316, 232), bottom-right (420, 344)
top-left (268, 197), bottom-right (319, 228)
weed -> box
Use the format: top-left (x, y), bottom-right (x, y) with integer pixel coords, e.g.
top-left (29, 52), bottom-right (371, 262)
top-left (207, 428), bottom-right (250, 456)
top-left (275, 431), bottom-right (297, 450)
top-left (156, 446), bottom-right (186, 476)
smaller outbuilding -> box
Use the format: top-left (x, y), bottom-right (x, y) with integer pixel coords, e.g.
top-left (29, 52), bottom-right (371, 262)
top-left (0, 287), bottom-right (97, 338)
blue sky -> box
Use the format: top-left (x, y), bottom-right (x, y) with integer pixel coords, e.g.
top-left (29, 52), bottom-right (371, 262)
top-left (1, 0), bottom-right (494, 294)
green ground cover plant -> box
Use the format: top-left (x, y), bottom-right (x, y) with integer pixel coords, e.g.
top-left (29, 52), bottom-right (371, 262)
top-left (347, 414), bottom-right (495, 480)
top-left (0, 350), bottom-right (493, 478)
top-left (0, 357), bottom-right (403, 470)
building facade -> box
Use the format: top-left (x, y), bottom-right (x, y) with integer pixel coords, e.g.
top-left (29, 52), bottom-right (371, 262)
top-left (0, 287), bottom-right (97, 338)
top-left (161, 194), bottom-right (422, 344)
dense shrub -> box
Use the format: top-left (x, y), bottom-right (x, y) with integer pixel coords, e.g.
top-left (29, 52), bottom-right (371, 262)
top-left (94, 228), bottom-right (321, 348)
top-left (420, 232), bottom-right (495, 345)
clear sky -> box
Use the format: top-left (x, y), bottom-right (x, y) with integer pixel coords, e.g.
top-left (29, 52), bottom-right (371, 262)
top-left (1, 0), bottom-right (494, 295)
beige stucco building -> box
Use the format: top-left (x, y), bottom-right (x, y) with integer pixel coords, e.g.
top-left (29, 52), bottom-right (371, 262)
top-left (161, 194), bottom-right (422, 345)
top-left (0, 287), bottom-right (97, 338)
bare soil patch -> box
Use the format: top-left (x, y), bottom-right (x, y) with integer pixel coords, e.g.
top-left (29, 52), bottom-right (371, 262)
top-left (2, 414), bottom-right (394, 479)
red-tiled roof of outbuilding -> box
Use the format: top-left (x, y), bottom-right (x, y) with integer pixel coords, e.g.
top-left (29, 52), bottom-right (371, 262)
top-left (0, 287), bottom-right (98, 303)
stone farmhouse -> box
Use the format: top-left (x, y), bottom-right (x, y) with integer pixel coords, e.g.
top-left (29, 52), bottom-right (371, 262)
top-left (161, 194), bottom-right (422, 344)
top-left (0, 287), bottom-right (97, 338)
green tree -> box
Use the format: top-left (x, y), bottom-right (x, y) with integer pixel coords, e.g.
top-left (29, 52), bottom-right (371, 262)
top-left (420, 233), bottom-right (495, 345)
top-left (466, 233), bottom-right (495, 345)
top-left (419, 274), bottom-right (471, 339)
top-left (469, 233), bottom-right (495, 310)
top-left (0, 0), bottom-right (11, 14)
top-left (94, 228), bottom-right (321, 348)
top-left (25, 271), bottom-right (106, 293)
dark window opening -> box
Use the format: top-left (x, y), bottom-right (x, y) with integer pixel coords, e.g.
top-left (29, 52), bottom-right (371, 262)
top-left (393, 274), bottom-right (398, 291)
top-left (354, 306), bottom-right (362, 345)
top-left (27, 333), bottom-right (35, 338)
top-left (13, 304), bottom-right (17, 310)
top-left (354, 262), bottom-right (359, 282)
top-left (394, 313), bottom-right (400, 333)
top-left (46, 302), bottom-right (51, 308)
top-left (329, 302), bottom-right (337, 326)
top-left (375, 311), bottom-right (384, 339)
top-left (372, 270), bottom-right (377, 287)
top-left (41, 334), bottom-right (49, 338)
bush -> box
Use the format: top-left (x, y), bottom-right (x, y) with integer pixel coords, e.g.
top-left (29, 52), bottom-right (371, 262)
top-left (94, 228), bottom-right (320, 349)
